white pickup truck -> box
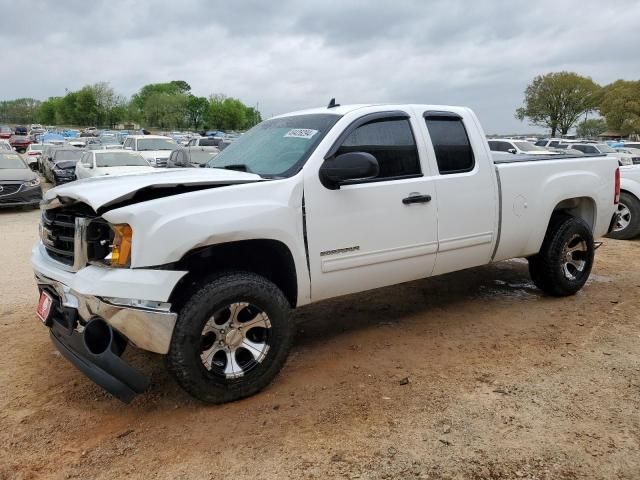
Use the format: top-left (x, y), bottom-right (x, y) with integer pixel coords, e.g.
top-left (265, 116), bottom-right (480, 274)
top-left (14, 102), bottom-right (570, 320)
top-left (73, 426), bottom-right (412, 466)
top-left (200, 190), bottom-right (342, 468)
top-left (32, 104), bottom-right (620, 403)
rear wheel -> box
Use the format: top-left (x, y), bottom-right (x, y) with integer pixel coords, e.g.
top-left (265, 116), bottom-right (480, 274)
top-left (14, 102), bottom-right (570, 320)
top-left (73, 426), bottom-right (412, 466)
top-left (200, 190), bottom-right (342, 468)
top-left (167, 272), bottom-right (293, 404)
top-left (607, 192), bottom-right (640, 240)
top-left (528, 214), bottom-right (594, 296)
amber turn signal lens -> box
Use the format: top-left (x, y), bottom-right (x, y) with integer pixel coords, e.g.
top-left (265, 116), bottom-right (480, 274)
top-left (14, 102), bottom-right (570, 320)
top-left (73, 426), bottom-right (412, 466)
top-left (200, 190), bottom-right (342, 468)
top-left (111, 224), bottom-right (132, 267)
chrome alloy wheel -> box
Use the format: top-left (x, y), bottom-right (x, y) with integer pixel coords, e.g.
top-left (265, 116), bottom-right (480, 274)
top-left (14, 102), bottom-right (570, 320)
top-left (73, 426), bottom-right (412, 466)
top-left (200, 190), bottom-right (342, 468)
top-left (200, 302), bottom-right (271, 379)
top-left (561, 234), bottom-right (588, 280)
top-left (614, 202), bottom-right (631, 232)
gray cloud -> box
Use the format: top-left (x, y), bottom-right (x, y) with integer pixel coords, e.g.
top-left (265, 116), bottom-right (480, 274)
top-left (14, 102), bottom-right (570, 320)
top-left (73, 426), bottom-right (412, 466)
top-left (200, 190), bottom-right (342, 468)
top-left (2, 0), bottom-right (639, 133)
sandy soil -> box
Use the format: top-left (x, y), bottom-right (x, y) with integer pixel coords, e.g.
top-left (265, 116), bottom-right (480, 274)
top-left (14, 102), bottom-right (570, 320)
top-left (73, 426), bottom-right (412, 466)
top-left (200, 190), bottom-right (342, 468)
top-left (0, 200), bottom-right (639, 480)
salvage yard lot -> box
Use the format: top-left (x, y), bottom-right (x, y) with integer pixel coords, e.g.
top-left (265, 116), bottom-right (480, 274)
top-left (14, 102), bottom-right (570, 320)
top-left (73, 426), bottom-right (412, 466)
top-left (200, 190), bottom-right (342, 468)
top-left (0, 206), bottom-right (639, 479)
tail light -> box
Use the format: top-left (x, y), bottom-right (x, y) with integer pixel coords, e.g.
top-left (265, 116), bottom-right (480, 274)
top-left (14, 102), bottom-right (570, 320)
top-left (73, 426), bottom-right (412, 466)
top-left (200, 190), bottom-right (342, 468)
top-left (614, 167), bottom-right (620, 204)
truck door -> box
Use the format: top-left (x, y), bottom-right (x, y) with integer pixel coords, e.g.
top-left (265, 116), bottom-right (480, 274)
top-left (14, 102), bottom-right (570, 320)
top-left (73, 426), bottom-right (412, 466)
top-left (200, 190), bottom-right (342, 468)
top-left (420, 110), bottom-right (498, 275)
top-left (303, 111), bottom-right (439, 301)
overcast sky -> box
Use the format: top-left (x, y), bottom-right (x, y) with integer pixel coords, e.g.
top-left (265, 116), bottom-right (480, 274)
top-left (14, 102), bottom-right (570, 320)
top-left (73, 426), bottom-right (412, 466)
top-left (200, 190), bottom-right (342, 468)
top-left (2, 0), bottom-right (639, 133)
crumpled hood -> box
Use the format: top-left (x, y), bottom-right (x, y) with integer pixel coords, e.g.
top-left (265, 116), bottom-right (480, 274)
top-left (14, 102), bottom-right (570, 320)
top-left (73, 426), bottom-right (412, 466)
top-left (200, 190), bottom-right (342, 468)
top-left (44, 168), bottom-right (263, 212)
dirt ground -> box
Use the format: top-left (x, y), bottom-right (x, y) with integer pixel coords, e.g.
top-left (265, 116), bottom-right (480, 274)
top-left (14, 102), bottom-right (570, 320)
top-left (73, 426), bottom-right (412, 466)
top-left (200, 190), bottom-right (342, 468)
top-left (0, 202), bottom-right (639, 480)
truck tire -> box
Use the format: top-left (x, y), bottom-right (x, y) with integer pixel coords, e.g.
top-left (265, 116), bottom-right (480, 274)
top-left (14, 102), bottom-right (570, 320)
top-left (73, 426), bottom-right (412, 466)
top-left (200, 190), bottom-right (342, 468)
top-left (528, 214), bottom-right (594, 297)
top-left (607, 192), bottom-right (640, 240)
top-left (167, 271), bottom-right (293, 404)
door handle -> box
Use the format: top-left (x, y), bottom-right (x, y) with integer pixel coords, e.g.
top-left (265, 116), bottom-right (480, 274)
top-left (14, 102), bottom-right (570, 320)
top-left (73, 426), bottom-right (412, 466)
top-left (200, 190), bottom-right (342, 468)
top-left (402, 194), bottom-right (432, 205)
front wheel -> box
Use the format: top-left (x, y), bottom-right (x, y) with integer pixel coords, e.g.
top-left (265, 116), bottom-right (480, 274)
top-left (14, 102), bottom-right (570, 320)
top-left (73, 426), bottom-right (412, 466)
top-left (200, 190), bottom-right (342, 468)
top-left (528, 214), bottom-right (594, 297)
top-left (607, 192), bottom-right (640, 240)
top-left (167, 272), bottom-right (293, 404)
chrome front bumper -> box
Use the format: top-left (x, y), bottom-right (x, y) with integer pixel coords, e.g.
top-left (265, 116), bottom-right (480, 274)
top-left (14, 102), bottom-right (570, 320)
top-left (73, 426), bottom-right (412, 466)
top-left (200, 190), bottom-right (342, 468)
top-left (35, 272), bottom-right (177, 354)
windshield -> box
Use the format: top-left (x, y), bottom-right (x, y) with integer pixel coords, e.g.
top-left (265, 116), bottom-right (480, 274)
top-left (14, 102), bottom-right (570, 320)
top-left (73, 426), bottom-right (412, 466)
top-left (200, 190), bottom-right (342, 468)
top-left (189, 149), bottom-right (218, 165)
top-left (96, 152), bottom-right (149, 167)
top-left (0, 153), bottom-right (26, 169)
top-left (207, 114), bottom-right (340, 177)
top-left (55, 160), bottom-right (77, 169)
top-left (597, 144), bottom-right (616, 153)
top-left (514, 141), bottom-right (546, 152)
top-left (137, 138), bottom-right (176, 151)
top-left (54, 150), bottom-right (84, 161)
top-left (30, 144), bottom-right (45, 151)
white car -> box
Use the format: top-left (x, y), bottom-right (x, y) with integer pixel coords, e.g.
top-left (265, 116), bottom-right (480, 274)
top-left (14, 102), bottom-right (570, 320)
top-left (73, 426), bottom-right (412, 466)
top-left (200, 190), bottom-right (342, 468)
top-left (488, 139), bottom-right (557, 155)
top-left (571, 143), bottom-right (634, 166)
top-left (609, 160), bottom-right (640, 239)
top-left (122, 135), bottom-right (176, 167)
top-left (75, 150), bottom-right (155, 180)
top-left (0, 139), bottom-right (12, 151)
top-left (33, 103), bottom-right (619, 404)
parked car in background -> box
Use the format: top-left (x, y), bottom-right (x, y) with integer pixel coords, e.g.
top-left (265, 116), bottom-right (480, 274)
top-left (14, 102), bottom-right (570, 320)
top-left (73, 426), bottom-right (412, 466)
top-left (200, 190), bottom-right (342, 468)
top-left (40, 144), bottom-right (67, 173)
top-left (622, 142), bottom-right (640, 150)
top-left (75, 150), bottom-right (154, 180)
top-left (534, 138), bottom-right (575, 149)
top-left (0, 139), bottom-right (12, 151)
top-left (0, 125), bottom-right (12, 139)
top-left (14, 126), bottom-right (28, 136)
top-left (0, 151), bottom-right (42, 208)
top-left (167, 146), bottom-right (220, 168)
top-left (571, 143), bottom-right (634, 166)
top-left (25, 143), bottom-right (48, 170)
top-left (44, 148), bottom-right (84, 183)
top-left (615, 147), bottom-right (640, 164)
top-left (608, 162), bottom-right (640, 240)
top-left (83, 127), bottom-right (98, 135)
top-left (186, 137), bottom-right (218, 147)
top-left (9, 135), bottom-right (32, 153)
top-left (550, 144), bottom-right (585, 156)
top-left (488, 139), bottom-right (556, 155)
top-left (122, 135), bottom-right (176, 167)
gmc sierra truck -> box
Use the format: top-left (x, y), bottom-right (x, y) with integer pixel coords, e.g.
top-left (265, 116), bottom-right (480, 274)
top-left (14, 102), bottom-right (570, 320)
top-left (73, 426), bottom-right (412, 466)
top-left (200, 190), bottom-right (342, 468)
top-left (32, 104), bottom-right (620, 403)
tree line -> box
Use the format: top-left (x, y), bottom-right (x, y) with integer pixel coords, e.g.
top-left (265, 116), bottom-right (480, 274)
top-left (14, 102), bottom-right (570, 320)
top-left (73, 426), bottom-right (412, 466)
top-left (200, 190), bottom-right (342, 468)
top-left (0, 80), bottom-right (261, 131)
top-left (516, 72), bottom-right (640, 137)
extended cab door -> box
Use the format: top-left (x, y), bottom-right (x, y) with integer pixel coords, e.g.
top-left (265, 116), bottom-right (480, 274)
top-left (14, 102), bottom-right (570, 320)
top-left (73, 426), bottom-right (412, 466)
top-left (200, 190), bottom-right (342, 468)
top-left (419, 109), bottom-right (498, 275)
top-left (303, 111), bottom-right (439, 301)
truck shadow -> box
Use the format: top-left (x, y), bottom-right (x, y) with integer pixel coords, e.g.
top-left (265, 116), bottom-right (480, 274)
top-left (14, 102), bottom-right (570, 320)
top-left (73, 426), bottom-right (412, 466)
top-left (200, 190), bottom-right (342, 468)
top-left (291, 259), bottom-right (538, 348)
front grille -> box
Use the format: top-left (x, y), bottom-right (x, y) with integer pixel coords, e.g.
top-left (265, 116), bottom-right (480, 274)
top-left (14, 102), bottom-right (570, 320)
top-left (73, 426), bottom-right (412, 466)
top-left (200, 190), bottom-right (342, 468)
top-left (155, 157), bottom-right (168, 167)
top-left (0, 184), bottom-right (21, 197)
top-left (41, 207), bottom-right (112, 269)
top-left (41, 210), bottom-right (76, 266)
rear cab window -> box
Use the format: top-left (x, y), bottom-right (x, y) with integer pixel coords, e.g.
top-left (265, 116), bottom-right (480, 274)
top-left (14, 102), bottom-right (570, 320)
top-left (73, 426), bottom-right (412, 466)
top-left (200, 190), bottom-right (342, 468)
top-left (424, 112), bottom-right (475, 174)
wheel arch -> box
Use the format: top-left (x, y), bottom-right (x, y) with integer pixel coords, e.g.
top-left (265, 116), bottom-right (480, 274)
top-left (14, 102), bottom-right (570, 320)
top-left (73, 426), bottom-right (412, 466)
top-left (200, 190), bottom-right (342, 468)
top-left (168, 239), bottom-right (298, 311)
top-left (551, 196), bottom-right (597, 231)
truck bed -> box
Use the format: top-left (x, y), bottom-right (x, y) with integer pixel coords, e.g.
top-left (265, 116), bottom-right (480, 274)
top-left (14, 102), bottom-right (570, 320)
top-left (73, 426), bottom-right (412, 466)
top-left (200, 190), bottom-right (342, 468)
top-left (491, 153), bottom-right (618, 263)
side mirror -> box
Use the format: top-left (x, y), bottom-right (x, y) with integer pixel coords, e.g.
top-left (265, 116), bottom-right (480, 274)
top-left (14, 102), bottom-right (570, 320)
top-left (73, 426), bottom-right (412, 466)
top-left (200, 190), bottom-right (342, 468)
top-left (508, 148), bottom-right (517, 154)
top-left (319, 152), bottom-right (379, 190)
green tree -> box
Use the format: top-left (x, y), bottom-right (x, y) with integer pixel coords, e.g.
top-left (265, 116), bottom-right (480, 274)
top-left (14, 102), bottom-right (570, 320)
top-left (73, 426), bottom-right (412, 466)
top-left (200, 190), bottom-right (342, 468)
top-left (0, 98), bottom-right (41, 124)
top-left (185, 95), bottom-right (208, 129)
top-left (576, 118), bottom-right (607, 138)
top-left (599, 80), bottom-right (640, 136)
top-left (516, 72), bottom-right (601, 136)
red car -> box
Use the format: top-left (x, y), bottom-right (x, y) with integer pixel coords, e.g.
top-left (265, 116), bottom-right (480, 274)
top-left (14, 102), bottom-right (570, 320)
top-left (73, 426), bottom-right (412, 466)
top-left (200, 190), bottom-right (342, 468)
top-left (0, 125), bottom-right (12, 139)
top-left (9, 135), bottom-right (32, 153)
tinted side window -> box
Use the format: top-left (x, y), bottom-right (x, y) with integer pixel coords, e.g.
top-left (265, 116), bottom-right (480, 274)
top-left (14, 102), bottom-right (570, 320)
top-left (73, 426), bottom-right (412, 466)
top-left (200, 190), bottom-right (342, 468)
top-left (585, 145), bottom-right (598, 154)
top-left (425, 116), bottom-right (475, 174)
top-left (336, 118), bottom-right (420, 179)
